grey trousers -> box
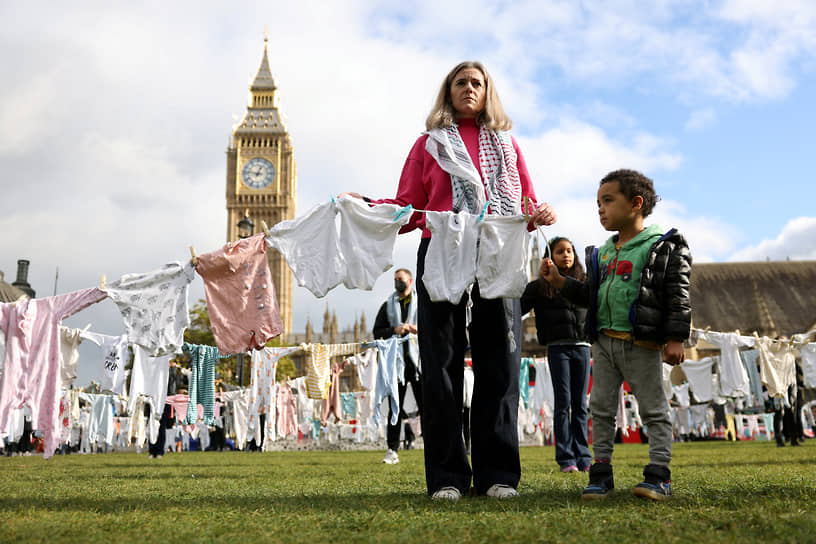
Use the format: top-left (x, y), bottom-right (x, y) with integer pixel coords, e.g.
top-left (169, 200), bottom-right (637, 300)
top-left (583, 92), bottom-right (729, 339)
top-left (590, 334), bottom-right (672, 465)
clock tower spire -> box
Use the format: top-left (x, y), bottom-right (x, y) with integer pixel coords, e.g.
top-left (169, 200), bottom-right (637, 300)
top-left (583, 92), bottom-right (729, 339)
top-left (226, 35), bottom-right (296, 338)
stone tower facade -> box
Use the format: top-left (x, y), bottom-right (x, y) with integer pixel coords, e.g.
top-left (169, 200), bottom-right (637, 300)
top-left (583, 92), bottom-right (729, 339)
top-left (225, 36), bottom-right (296, 337)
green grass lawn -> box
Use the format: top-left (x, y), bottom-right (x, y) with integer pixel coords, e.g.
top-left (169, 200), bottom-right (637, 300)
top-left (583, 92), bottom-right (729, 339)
top-left (1, 440), bottom-right (814, 543)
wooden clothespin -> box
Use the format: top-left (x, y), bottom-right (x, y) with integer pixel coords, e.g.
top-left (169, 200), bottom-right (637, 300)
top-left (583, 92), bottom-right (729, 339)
top-left (260, 220), bottom-right (271, 237)
top-left (100, 274), bottom-right (106, 290)
top-left (190, 246), bottom-right (198, 267)
top-left (523, 196), bottom-right (531, 221)
top-left (704, 326), bottom-right (711, 332)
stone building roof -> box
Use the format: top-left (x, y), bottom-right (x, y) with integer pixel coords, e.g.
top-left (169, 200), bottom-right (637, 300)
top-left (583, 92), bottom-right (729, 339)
top-left (0, 271), bottom-right (27, 303)
top-left (690, 260), bottom-right (816, 337)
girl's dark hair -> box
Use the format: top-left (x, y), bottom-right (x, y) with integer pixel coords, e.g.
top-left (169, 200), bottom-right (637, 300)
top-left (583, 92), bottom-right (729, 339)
top-left (538, 237), bottom-right (586, 298)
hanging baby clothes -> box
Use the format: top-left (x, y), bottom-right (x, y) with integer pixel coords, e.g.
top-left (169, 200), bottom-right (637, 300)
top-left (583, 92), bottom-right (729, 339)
top-left (475, 214), bottom-right (530, 299)
top-left (126, 396), bottom-right (149, 449)
top-left (369, 337), bottom-right (407, 426)
top-left (321, 359), bottom-right (350, 425)
top-left (335, 196), bottom-right (412, 290)
top-left (341, 392), bottom-right (357, 420)
top-left (672, 382), bottom-right (690, 408)
top-left (463, 364), bottom-right (475, 409)
top-left (127, 345), bottom-right (171, 443)
top-left (266, 201), bottom-right (346, 298)
top-left (220, 389), bottom-right (249, 451)
top-left (699, 330), bottom-right (754, 397)
top-left (680, 357), bottom-right (715, 403)
top-left (353, 348), bottom-right (379, 392)
top-left (754, 335), bottom-right (797, 398)
top-left (196, 234), bottom-right (283, 353)
top-left (181, 343), bottom-right (224, 426)
top-left (292, 377), bottom-right (315, 436)
top-left (300, 342), bottom-right (360, 400)
top-left (519, 357), bottom-right (532, 408)
top-left (104, 261), bottom-right (194, 356)
top-left (0, 326), bottom-right (5, 379)
top-left (738, 349), bottom-right (764, 408)
top-left (59, 326), bottom-right (85, 387)
top-left (80, 331), bottom-right (130, 397)
top-left (799, 343), bottom-right (816, 388)
top-left (79, 393), bottom-right (116, 448)
top-left (248, 346), bottom-right (300, 447)
top-left (0, 287), bottom-right (106, 459)
top-left (423, 210), bottom-right (480, 303)
top-left (531, 358), bottom-right (554, 425)
top-left (276, 383), bottom-right (298, 438)
top-left (661, 363), bottom-right (674, 401)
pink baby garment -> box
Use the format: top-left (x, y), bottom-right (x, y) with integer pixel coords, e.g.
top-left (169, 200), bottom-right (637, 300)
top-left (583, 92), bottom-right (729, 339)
top-left (195, 233), bottom-right (284, 354)
top-left (0, 288), bottom-right (107, 459)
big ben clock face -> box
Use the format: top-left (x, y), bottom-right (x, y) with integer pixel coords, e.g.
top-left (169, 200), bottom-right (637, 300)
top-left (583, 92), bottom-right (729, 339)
top-left (241, 157), bottom-right (276, 189)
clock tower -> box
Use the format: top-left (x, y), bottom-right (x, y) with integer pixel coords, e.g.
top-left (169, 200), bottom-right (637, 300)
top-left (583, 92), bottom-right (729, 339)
top-left (226, 36), bottom-right (296, 338)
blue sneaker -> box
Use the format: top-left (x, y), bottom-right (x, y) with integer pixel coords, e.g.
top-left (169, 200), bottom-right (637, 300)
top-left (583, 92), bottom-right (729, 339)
top-left (582, 462), bottom-right (615, 500)
top-left (633, 463), bottom-right (672, 501)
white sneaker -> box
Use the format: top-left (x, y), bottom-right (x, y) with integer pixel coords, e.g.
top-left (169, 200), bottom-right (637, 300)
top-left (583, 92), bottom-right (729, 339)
top-left (381, 449), bottom-right (399, 464)
top-left (431, 486), bottom-right (462, 501)
top-left (486, 484), bottom-right (519, 499)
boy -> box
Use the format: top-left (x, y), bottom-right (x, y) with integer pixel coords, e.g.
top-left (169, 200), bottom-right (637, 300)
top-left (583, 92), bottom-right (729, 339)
top-left (540, 169), bottom-right (691, 501)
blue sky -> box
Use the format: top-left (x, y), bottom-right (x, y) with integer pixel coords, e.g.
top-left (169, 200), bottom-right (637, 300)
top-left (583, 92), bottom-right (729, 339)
top-left (1, 1), bottom-right (814, 385)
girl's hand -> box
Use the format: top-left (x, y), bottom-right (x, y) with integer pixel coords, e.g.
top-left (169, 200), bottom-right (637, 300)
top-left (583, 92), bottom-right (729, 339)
top-left (539, 258), bottom-right (566, 288)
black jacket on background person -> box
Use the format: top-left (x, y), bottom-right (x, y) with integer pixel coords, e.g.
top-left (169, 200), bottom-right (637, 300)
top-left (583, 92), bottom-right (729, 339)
top-left (520, 280), bottom-right (588, 346)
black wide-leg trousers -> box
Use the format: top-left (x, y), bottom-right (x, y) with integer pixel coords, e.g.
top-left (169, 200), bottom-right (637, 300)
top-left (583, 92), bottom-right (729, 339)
top-left (416, 238), bottom-right (521, 496)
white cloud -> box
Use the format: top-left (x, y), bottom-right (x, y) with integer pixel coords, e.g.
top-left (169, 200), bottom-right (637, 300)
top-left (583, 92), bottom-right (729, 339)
top-left (685, 108), bottom-right (716, 131)
top-left (517, 117), bottom-right (682, 202)
top-left (728, 217), bottom-right (816, 262)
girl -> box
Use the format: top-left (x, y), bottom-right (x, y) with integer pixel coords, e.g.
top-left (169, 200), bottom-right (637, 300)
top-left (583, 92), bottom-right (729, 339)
top-left (521, 237), bottom-right (591, 472)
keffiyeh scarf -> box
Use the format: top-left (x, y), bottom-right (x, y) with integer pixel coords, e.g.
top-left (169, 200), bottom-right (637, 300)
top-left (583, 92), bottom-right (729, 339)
top-left (425, 124), bottom-right (522, 216)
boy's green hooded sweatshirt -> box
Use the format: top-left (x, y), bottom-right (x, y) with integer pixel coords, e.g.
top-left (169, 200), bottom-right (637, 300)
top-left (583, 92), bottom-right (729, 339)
top-left (596, 224), bottom-right (664, 333)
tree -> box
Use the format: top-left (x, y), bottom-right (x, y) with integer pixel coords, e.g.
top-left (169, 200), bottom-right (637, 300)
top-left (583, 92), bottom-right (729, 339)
top-left (184, 298), bottom-right (237, 384)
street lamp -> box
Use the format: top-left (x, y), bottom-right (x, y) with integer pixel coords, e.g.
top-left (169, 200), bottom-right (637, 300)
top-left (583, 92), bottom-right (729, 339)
top-left (236, 209), bottom-right (254, 386)
top-left (237, 210), bottom-right (255, 239)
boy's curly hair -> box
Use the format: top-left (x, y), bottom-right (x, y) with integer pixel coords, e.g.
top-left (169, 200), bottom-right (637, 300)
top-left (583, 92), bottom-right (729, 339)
top-left (600, 169), bottom-right (660, 218)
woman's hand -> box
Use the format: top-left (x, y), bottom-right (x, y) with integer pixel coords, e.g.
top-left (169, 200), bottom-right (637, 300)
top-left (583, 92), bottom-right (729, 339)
top-left (539, 258), bottom-right (566, 288)
top-left (337, 192), bottom-right (362, 199)
top-left (531, 202), bottom-right (557, 226)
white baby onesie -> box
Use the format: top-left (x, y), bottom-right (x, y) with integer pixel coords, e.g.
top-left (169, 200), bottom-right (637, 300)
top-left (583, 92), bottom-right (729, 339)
top-left (127, 345), bottom-right (171, 443)
top-left (80, 331), bottom-right (130, 397)
top-left (423, 210), bottom-right (480, 304)
top-left (754, 335), bottom-right (797, 398)
top-left (335, 196), bottom-right (411, 290)
top-left (353, 348), bottom-right (379, 392)
top-left (699, 331), bottom-right (754, 397)
top-left (59, 326), bottom-right (84, 387)
top-left (105, 261), bottom-right (195, 356)
top-left (680, 357), bottom-right (715, 403)
top-left (476, 214), bottom-right (530, 299)
top-left (265, 201), bottom-right (345, 298)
